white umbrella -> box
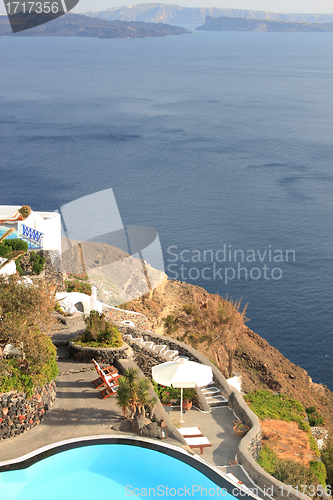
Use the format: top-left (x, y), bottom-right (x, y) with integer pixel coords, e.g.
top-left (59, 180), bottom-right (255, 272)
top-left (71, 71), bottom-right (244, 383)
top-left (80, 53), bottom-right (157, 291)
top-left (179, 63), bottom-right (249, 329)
top-left (152, 359), bottom-right (213, 422)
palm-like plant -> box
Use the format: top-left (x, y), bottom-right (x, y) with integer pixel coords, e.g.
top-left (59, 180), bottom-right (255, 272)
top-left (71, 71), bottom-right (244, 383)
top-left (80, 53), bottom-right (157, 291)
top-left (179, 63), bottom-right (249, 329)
top-left (123, 368), bottom-right (139, 415)
top-left (116, 377), bottom-right (131, 419)
top-left (116, 368), bottom-right (156, 420)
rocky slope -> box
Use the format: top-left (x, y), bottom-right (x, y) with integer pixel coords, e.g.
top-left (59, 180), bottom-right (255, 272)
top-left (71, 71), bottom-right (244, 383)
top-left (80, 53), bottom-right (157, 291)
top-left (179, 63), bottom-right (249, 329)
top-left (124, 278), bottom-right (333, 433)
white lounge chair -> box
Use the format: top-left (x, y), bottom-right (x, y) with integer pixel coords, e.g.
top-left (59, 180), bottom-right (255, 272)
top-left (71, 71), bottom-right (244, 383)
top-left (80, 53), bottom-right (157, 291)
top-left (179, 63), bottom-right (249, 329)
top-left (179, 427), bottom-right (203, 438)
top-left (184, 436), bottom-right (212, 454)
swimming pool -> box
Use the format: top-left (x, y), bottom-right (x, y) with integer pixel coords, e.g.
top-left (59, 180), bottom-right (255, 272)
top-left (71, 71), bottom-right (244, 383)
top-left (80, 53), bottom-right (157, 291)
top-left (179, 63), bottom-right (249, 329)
top-left (0, 437), bottom-right (255, 500)
top-left (0, 226), bottom-right (19, 239)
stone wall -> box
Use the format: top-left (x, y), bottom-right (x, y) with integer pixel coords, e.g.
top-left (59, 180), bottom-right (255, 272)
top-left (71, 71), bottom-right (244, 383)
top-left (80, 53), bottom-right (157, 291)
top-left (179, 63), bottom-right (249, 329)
top-left (0, 381), bottom-right (56, 440)
top-left (104, 308), bottom-right (150, 329)
top-left (68, 341), bottom-right (133, 364)
top-left (19, 249), bottom-right (65, 291)
top-left (114, 325), bottom-right (316, 500)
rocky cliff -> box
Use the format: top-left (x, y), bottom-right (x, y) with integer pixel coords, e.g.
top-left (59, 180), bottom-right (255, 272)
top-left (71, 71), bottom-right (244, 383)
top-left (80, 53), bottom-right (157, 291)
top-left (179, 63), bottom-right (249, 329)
top-left (0, 12), bottom-right (190, 37)
top-left (123, 278), bottom-right (333, 433)
top-left (83, 4), bottom-right (333, 26)
top-left (197, 16), bottom-right (333, 32)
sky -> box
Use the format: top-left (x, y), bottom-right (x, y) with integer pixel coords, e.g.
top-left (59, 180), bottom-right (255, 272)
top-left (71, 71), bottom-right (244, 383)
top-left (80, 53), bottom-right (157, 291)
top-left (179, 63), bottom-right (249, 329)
top-left (1, 0), bottom-right (333, 15)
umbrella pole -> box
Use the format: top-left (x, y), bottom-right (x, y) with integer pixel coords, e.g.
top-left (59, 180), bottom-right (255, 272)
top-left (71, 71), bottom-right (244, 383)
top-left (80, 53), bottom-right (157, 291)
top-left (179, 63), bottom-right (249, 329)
top-left (180, 387), bottom-right (183, 423)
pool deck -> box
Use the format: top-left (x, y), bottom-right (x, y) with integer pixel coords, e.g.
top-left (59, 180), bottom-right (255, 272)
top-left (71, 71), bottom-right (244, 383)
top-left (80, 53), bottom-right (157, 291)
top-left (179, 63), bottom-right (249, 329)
top-left (0, 325), bottom-right (270, 499)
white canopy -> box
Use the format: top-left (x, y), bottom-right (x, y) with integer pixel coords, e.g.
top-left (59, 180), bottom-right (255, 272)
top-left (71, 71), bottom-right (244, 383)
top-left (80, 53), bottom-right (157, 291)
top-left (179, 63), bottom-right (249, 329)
top-left (152, 359), bottom-right (213, 388)
top-left (152, 359), bottom-right (213, 422)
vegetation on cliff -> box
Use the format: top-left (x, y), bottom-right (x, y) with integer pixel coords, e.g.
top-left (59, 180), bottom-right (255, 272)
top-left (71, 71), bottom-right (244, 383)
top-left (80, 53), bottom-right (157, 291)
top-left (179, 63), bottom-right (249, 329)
top-left (244, 390), bottom-right (330, 495)
top-left (0, 276), bottom-right (58, 396)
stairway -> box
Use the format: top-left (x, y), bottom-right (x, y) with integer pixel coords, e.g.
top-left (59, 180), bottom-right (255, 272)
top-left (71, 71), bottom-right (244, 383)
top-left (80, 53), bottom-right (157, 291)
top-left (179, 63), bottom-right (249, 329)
top-left (201, 383), bottom-right (228, 408)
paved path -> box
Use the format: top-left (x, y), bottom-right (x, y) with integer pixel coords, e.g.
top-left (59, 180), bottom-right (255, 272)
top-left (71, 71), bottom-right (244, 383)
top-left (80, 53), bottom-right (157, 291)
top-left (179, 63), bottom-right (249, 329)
top-left (0, 342), bottom-right (270, 499)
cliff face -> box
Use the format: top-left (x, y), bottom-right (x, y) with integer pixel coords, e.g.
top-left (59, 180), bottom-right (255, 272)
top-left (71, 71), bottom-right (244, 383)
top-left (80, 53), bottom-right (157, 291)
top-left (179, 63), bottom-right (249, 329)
top-left (125, 278), bottom-right (333, 432)
top-left (0, 12), bottom-right (189, 37)
top-left (83, 4), bottom-right (333, 25)
top-left (197, 16), bottom-right (333, 32)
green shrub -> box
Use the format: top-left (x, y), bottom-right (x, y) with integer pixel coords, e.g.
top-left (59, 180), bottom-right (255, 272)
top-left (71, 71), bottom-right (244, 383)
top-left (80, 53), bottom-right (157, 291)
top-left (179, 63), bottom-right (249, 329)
top-left (76, 311), bottom-right (123, 348)
top-left (152, 382), bottom-right (186, 404)
top-left (28, 251), bottom-right (46, 275)
top-left (33, 255), bottom-right (45, 275)
top-left (64, 273), bottom-right (92, 295)
top-left (15, 256), bottom-right (24, 275)
top-left (309, 460), bottom-right (327, 487)
top-left (163, 314), bottom-right (179, 335)
top-left (274, 459), bottom-right (320, 496)
top-left (0, 275), bottom-right (57, 391)
top-left (321, 437), bottom-right (333, 489)
top-left (306, 406), bottom-right (325, 427)
top-left (244, 390), bottom-right (307, 425)
top-left (183, 304), bottom-right (195, 315)
top-left (10, 239), bottom-right (28, 252)
top-left (0, 341), bottom-right (58, 398)
top-left (0, 239), bottom-right (28, 260)
top-left (258, 445), bottom-right (278, 475)
top-left (0, 242), bottom-right (11, 257)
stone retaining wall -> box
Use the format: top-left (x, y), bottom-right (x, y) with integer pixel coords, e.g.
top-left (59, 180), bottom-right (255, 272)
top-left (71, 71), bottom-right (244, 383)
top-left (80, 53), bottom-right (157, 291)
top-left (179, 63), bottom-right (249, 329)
top-left (0, 381), bottom-right (56, 440)
top-left (114, 324), bottom-right (316, 500)
top-left (68, 341), bottom-right (133, 364)
top-left (104, 308), bottom-right (150, 329)
top-left (19, 249), bottom-right (65, 291)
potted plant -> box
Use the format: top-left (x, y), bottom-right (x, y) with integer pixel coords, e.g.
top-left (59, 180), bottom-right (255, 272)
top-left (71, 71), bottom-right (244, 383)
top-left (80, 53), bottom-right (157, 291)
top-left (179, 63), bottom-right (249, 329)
top-left (152, 382), bottom-right (172, 406)
top-left (182, 388), bottom-right (196, 411)
top-left (233, 422), bottom-right (250, 438)
top-left (161, 391), bottom-right (172, 406)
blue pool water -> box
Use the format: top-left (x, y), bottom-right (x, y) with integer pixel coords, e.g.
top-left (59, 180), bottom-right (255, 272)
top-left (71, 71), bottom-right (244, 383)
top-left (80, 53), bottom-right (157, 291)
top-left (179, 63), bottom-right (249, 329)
top-left (0, 443), bottom-right (241, 500)
top-left (0, 227), bottom-right (19, 239)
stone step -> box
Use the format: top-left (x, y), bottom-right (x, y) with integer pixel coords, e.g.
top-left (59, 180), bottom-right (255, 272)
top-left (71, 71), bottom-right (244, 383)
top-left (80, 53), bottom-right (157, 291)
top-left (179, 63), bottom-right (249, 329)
top-left (163, 350), bottom-right (179, 360)
top-left (202, 387), bottom-right (220, 395)
top-left (206, 395), bottom-right (227, 404)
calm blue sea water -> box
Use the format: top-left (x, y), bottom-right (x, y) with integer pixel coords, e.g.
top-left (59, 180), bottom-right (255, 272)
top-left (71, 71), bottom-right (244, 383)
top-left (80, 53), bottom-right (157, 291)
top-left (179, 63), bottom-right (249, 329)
top-left (0, 31), bottom-right (332, 390)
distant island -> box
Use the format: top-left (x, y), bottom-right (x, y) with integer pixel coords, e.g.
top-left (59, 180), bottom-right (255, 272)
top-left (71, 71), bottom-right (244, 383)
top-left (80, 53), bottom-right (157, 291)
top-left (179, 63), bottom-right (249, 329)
top-left (197, 16), bottom-right (333, 32)
top-left (83, 3), bottom-right (333, 26)
top-left (0, 12), bottom-right (190, 38)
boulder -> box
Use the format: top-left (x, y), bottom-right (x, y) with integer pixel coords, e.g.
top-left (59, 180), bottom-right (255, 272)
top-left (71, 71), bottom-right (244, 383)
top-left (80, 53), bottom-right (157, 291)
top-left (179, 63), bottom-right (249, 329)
top-left (131, 415), bottom-right (151, 434)
top-left (141, 422), bottom-right (159, 438)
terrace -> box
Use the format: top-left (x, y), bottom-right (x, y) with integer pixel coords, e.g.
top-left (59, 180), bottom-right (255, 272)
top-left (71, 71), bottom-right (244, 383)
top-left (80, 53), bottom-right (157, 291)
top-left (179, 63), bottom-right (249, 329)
top-left (0, 316), bottom-right (269, 500)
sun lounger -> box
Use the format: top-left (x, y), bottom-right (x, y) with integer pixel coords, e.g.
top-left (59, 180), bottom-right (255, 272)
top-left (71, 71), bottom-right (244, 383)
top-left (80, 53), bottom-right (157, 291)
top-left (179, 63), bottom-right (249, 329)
top-left (179, 427), bottom-right (203, 438)
top-left (100, 379), bottom-right (119, 400)
top-left (184, 436), bottom-right (212, 454)
top-left (92, 359), bottom-right (119, 389)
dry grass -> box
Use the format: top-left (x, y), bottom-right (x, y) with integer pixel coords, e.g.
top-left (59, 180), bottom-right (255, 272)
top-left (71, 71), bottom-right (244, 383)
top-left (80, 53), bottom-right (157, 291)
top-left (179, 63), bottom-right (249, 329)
top-left (260, 419), bottom-right (317, 465)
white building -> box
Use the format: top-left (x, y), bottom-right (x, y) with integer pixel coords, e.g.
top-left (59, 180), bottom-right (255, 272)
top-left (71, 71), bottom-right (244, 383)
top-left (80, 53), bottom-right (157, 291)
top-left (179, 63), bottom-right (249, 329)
top-left (0, 206), bottom-right (62, 254)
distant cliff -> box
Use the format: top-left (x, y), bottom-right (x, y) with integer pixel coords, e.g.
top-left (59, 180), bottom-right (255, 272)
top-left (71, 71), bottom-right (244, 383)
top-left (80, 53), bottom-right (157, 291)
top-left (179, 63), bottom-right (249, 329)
top-left (0, 12), bottom-right (189, 38)
top-left (197, 16), bottom-right (333, 32)
top-left (83, 3), bottom-right (333, 26)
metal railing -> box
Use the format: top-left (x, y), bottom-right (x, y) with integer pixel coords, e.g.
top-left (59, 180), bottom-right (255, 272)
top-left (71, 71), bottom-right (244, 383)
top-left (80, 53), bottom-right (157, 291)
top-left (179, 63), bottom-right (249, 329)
top-left (21, 224), bottom-right (44, 249)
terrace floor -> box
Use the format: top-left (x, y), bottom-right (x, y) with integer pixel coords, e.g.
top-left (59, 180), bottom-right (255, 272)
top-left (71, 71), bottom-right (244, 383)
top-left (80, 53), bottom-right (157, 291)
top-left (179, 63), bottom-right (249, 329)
top-left (0, 326), bottom-right (272, 499)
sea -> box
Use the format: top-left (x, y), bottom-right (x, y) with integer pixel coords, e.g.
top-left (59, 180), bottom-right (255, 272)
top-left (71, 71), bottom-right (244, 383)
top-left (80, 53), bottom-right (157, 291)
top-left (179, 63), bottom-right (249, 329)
top-left (0, 29), bottom-right (332, 390)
